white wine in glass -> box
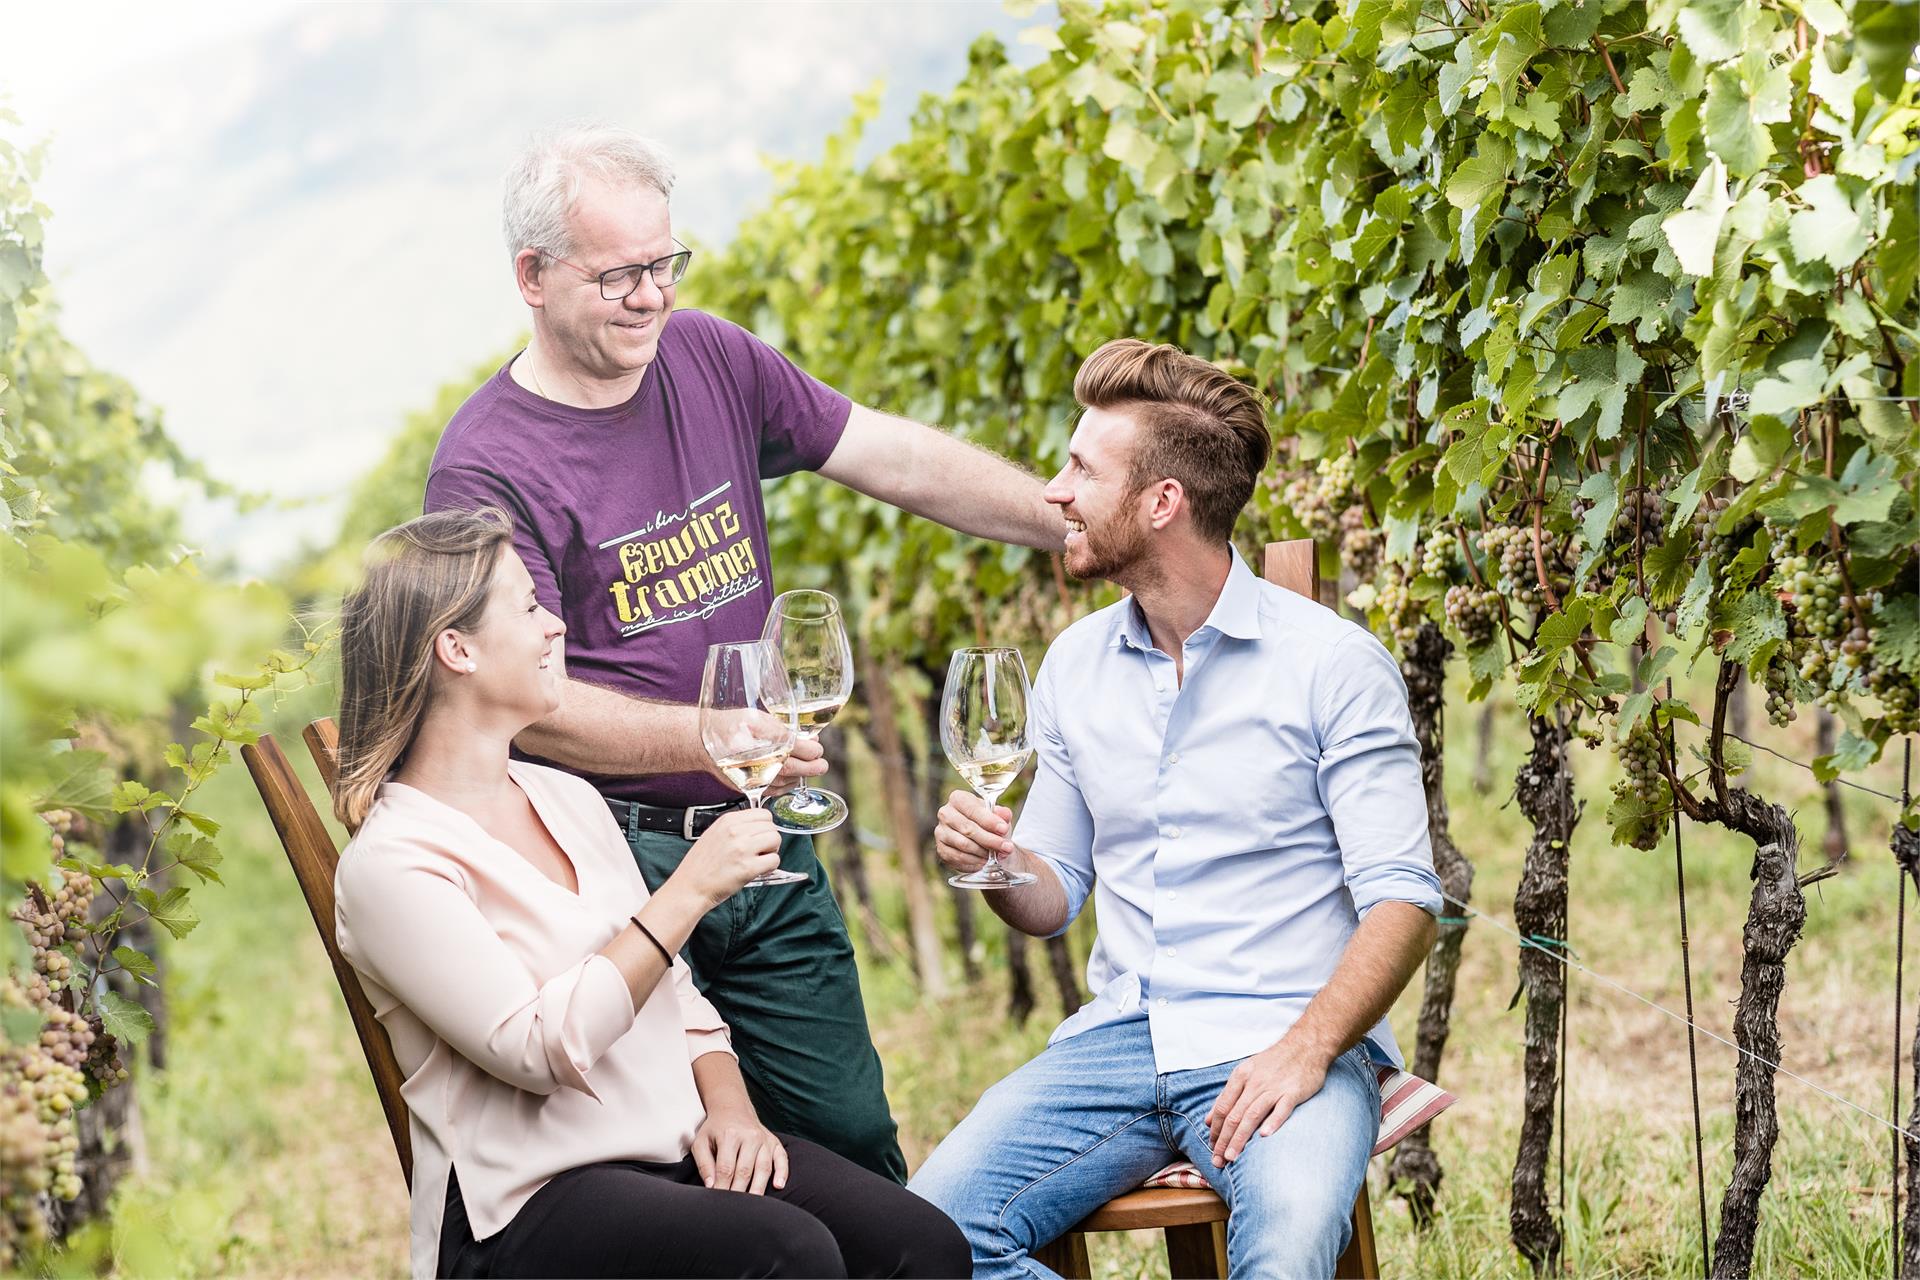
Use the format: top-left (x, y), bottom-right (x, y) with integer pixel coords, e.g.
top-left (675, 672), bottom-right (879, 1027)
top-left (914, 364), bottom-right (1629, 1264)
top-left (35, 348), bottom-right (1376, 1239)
top-left (761, 590), bottom-right (854, 835)
top-left (941, 646), bottom-right (1037, 890)
top-left (699, 640), bottom-right (808, 887)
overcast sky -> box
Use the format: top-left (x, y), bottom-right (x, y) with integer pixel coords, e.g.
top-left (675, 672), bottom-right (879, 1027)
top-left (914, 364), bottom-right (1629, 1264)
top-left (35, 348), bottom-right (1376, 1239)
top-left (5, 1), bottom-right (1047, 571)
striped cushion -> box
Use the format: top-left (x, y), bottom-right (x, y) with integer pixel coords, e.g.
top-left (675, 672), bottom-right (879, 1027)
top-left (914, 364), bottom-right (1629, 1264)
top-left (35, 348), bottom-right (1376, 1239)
top-left (1140, 1067), bottom-right (1456, 1190)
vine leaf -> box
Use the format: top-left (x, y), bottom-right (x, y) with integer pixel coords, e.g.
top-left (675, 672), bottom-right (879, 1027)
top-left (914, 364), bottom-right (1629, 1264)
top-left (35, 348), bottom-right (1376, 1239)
top-left (1558, 344), bottom-right (1648, 439)
top-left (1662, 156), bottom-right (1732, 275)
top-left (1677, 0), bottom-right (1751, 62)
top-left (144, 887), bottom-right (199, 941)
top-left (1813, 729), bottom-right (1880, 782)
top-left (1788, 175), bottom-right (1870, 271)
top-left (97, 991), bottom-right (154, 1046)
top-left (1445, 135), bottom-right (1514, 213)
top-left (111, 946), bottom-right (157, 985)
top-left (33, 750), bottom-right (115, 825)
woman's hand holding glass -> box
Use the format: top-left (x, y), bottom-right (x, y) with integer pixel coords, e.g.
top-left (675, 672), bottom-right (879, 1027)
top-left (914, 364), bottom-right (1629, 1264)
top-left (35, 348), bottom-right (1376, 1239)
top-left (666, 809), bottom-right (783, 909)
top-left (698, 640), bottom-right (809, 887)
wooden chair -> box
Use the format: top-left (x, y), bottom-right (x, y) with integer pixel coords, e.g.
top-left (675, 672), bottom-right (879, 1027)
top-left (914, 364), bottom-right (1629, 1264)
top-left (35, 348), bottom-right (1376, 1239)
top-left (242, 719), bottom-right (412, 1187)
top-left (1032, 538), bottom-right (1380, 1280)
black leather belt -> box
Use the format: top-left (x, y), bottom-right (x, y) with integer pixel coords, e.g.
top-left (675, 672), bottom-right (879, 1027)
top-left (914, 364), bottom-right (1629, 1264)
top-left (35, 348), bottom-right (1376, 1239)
top-left (606, 796), bottom-right (747, 841)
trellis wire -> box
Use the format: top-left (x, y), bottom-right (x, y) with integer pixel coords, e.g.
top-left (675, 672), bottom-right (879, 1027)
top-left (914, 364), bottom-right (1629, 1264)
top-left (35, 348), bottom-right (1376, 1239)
top-left (1669, 677), bottom-right (1712, 1278)
top-left (1721, 730), bottom-right (1908, 804)
top-left (1897, 739), bottom-right (1913, 1279)
top-left (1452, 890), bottom-right (1920, 1143)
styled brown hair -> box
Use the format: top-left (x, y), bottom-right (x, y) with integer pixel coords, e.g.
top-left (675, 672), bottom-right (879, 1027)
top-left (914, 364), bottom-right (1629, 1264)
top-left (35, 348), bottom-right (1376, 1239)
top-left (332, 508), bottom-right (515, 830)
top-left (1072, 339), bottom-right (1271, 542)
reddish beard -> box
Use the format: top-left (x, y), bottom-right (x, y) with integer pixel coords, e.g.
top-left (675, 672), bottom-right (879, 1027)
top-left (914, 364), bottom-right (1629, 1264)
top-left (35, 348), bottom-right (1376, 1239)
top-left (1065, 510), bottom-right (1150, 581)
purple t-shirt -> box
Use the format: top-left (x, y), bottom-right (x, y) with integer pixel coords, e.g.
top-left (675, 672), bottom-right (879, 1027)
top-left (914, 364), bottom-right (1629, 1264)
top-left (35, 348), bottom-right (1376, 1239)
top-left (424, 308), bottom-right (851, 807)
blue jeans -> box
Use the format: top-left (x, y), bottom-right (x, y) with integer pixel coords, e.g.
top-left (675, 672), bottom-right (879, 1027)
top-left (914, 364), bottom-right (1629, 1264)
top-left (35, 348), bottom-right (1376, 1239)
top-left (908, 1016), bottom-right (1379, 1280)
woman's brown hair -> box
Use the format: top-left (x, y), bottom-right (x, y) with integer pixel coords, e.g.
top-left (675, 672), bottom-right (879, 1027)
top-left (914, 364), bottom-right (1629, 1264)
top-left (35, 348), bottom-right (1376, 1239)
top-left (333, 507), bottom-right (515, 830)
top-left (1072, 338), bottom-right (1272, 542)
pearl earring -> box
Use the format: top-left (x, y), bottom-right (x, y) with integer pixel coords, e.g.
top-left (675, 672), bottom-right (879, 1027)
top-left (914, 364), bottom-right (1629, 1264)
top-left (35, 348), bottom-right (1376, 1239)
top-left (464, 662), bottom-right (478, 673)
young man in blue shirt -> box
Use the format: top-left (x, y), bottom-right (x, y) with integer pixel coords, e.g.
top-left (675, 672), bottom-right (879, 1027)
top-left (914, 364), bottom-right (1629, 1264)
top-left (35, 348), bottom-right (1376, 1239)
top-left (910, 339), bottom-right (1443, 1279)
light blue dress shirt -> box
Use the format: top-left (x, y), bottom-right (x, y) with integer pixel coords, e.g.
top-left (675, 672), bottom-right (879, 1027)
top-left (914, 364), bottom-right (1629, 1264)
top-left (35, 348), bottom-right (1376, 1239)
top-left (1013, 549), bottom-right (1443, 1074)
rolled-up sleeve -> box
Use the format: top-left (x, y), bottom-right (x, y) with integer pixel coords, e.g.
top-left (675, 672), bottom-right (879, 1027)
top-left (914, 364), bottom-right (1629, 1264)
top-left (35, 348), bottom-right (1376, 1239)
top-left (1011, 657), bottom-right (1097, 934)
top-left (337, 850), bottom-right (636, 1099)
top-left (1312, 631), bottom-right (1443, 920)
top-left (673, 958), bottom-right (734, 1062)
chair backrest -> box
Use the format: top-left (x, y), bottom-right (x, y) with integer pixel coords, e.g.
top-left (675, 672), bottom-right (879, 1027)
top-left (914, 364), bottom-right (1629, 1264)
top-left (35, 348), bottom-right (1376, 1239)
top-left (242, 719), bottom-right (412, 1185)
top-left (1261, 537), bottom-right (1320, 600)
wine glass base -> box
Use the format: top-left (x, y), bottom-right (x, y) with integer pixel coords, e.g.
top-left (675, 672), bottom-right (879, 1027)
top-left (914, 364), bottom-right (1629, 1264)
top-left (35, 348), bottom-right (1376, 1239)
top-left (767, 786), bottom-right (849, 836)
top-left (745, 868), bottom-right (810, 887)
top-left (948, 867), bottom-right (1037, 891)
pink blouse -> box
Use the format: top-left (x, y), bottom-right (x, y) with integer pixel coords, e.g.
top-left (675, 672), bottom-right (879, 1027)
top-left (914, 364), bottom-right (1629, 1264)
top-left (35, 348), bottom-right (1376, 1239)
top-left (334, 761), bottom-right (732, 1280)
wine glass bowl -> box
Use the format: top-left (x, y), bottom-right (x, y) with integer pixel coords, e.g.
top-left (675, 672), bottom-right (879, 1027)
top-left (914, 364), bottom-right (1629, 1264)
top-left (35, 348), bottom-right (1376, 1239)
top-left (941, 646), bottom-right (1037, 890)
top-left (760, 590), bottom-right (854, 835)
top-left (699, 640), bottom-right (809, 887)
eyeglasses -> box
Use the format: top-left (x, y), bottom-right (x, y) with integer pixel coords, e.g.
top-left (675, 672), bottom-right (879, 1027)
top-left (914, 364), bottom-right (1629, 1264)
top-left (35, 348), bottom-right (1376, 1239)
top-left (538, 240), bottom-right (692, 301)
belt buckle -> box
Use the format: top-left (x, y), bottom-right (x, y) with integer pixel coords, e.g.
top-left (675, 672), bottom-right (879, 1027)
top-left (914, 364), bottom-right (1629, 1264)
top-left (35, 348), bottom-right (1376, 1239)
top-left (682, 806), bottom-right (701, 840)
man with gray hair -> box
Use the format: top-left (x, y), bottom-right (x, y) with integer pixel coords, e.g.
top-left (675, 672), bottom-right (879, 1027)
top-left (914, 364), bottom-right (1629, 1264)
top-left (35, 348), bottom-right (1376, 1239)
top-left (425, 123), bottom-right (1066, 1184)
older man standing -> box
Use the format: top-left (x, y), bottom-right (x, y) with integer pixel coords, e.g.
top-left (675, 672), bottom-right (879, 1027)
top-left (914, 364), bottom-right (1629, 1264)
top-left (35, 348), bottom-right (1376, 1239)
top-left (425, 123), bottom-right (1064, 1183)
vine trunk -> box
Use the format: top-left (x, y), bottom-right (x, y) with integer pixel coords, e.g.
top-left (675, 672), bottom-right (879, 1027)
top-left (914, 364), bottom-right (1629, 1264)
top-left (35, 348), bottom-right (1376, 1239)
top-left (1386, 623), bottom-right (1475, 1225)
top-left (1707, 788), bottom-right (1807, 1278)
top-left (1898, 822), bottom-right (1920, 1280)
top-left (1510, 713), bottom-right (1575, 1272)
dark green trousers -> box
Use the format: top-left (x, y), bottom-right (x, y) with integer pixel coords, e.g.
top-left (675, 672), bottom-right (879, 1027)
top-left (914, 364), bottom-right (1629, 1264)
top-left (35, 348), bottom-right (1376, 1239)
top-left (618, 818), bottom-right (907, 1185)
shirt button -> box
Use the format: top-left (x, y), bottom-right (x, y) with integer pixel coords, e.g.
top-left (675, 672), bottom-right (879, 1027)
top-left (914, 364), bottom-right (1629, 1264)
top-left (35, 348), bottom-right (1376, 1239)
top-left (1167, 752), bottom-right (1181, 765)
top-left (1165, 826), bottom-right (1181, 839)
top-left (1157, 997), bottom-right (1169, 1007)
top-left (1167, 890), bottom-right (1178, 899)
top-left (1165, 947), bottom-right (1177, 957)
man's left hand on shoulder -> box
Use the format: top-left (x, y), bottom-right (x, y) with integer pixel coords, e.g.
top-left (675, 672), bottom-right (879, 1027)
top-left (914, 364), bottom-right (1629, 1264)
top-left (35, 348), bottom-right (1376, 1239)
top-left (1204, 1037), bottom-right (1335, 1167)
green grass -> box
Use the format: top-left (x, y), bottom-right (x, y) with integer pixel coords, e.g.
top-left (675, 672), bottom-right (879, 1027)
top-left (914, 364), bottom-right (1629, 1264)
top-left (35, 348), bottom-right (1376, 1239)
top-left (109, 672), bottom-right (1907, 1277)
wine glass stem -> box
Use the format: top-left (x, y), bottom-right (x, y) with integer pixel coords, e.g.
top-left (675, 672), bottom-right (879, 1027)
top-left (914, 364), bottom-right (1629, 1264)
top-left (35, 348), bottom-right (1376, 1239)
top-left (976, 786), bottom-right (1007, 876)
top-left (745, 789), bottom-right (765, 810)
top-left (795, 729), bottom-right (822, 802)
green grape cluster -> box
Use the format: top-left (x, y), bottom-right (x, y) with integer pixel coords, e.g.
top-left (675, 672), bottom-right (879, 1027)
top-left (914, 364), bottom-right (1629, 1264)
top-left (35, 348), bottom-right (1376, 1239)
top-left (1317, 451), bottom-right (1356, 497)
top-left (1338, 505), bottom-right (1380, 581)
top-left (0, 984), bottom-right (87, 1267)
top-left (1273, 470), bottom-right (1338, 543)
top-left (1478, 526), bottom-right (1542, 609)
top-left (0, 818), bottom-right (110, 1266)
top-left (12, 869), bottom-right (92, 994)
top-left (1761, 652), bottom-right (1797, 727)
top-left (1775, 552), bottom-right (1849, 643)
top-left (1866, 630), bottom-right (1920, 735)
top-left (1582, 485), bottom-right (1666, 590)
top-left (1443, 583), bottom-right (1500, 649)
top-left (1616, 485), bottom-right (1664, 546)
top-left (1763, 539), bottom-right (1918, 729)
top-left (1689, 493), bottom-right (1734, 563)
top-left (1610, 717), bottom-right (1673, 851)
top-left (1373, 564), bottom-right (1424, 654)
top-left (1420, 526), bottom-right (1458, 580)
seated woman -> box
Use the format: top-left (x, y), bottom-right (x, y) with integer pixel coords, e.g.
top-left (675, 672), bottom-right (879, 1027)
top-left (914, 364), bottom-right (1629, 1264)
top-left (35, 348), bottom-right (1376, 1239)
top-left (329, 508), bottom-right (966, 1280)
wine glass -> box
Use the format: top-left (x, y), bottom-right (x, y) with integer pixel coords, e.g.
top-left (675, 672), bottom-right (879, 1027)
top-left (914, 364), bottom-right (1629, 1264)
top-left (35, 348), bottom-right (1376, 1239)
top-left (699, 640), bottom-right (808, 887)
top-left (760, 590), bottom-right (853, 836)
top-left (940, 646), bottom-right (1037, 890)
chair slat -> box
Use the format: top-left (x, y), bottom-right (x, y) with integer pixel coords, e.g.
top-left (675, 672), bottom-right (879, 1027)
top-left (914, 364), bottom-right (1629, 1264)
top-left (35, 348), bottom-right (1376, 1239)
top-left (242, 729), bottom-right (413, 1186)
top-left (304, 717), bottom-right (341, 793)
